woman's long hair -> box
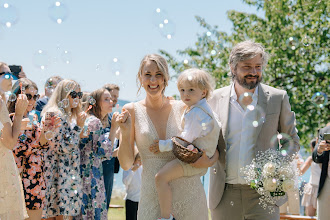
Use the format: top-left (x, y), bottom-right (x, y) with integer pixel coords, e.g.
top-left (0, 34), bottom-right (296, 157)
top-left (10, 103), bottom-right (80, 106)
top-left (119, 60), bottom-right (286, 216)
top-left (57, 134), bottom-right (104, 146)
top-left (41, 79), bottom-right (81, 120)
top-left (88, 88), bottom-right (109, 127)
top-left (7, 78), bottom-right (38, 114)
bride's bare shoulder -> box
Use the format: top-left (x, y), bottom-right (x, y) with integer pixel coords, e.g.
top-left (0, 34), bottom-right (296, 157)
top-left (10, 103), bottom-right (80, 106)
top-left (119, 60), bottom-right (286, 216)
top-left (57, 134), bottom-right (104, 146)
top-left (168, 99), bottom-right (186, 113)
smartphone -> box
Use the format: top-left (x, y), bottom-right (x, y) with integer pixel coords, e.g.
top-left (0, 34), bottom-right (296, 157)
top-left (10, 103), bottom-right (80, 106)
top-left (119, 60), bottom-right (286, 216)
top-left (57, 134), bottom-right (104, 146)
top-left (324, 133), bottom-right (330, 143)
top-left (8, 65), bottom-right (21, 80)
top-left (44, 112), bottom-right (55, 130)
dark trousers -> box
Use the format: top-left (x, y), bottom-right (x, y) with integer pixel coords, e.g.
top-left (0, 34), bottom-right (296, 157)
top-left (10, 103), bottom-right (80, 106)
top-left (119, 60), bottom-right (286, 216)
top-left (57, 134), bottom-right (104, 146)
top-left (125, 199), bottom-right (139, 220)
top-left (103, 158), bottom-right (115, 209)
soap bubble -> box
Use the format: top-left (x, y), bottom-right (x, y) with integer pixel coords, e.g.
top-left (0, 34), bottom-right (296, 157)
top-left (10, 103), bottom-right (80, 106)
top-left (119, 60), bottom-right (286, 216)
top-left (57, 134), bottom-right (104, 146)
top-left (32, 50), bottom-right (50, 70)
top-left (311, 92), bottom-right (328, 108)
top-left (0, 3), bottom-right (19, 28)
top-left (48, 1), bottom-right (69, 24)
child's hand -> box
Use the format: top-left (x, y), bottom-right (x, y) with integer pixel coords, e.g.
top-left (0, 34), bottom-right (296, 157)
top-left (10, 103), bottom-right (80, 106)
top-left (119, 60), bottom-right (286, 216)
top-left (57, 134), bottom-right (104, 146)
top-left (116, 109), bottom-right (131, 131)
top-left (149, 140), bottom-right (160, 154)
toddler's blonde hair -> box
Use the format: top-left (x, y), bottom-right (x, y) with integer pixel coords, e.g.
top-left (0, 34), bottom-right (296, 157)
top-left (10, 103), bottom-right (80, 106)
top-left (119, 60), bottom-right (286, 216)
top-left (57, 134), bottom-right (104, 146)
top-left (177, 68), bottom-right (215, 99)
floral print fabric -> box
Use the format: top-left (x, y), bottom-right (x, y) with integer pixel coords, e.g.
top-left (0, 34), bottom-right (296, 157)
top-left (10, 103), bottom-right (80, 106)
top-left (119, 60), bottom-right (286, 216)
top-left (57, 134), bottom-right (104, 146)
top-left (42, 114), bottom-right (83, 218)
top-left (13, 121), bottom-right (49, 210)
top-left (77, 115), bottom-right (113, 220)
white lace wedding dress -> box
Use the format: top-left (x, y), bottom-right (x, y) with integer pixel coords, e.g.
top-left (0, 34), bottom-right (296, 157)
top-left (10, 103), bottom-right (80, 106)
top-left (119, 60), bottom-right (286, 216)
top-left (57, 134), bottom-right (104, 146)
top-left (134, 101), bottom-right (208, 220)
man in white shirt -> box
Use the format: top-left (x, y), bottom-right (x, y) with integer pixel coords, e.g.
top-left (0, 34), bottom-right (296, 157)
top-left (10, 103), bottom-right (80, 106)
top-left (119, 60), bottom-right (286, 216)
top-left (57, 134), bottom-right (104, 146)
top-left (208, 41), bottom-right (300, 220)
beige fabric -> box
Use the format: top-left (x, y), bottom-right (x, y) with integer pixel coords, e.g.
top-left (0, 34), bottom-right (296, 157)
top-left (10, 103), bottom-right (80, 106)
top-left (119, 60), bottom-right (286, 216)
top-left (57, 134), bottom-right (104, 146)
top-left (0, 99), bottom-right (28, 220)
top-left (208, 84), bottom-right (300, 212)
top-left (134, 101), bottom-right (208, 220)
top-left (317, 175), bottom-right (330, 220)
top-left (210, 184), bottom-right (280, 220)
top-left (179, 102), bottom-right (221, 177)
top-left (279, 190), bottom-right (300, 215)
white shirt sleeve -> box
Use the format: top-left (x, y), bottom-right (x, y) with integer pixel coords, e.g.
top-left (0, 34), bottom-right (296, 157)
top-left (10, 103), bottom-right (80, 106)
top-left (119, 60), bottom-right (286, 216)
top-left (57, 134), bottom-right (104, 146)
top-left (122, 169), bottom-right (135, 186)
top-left (181, 107), bottom-right (213, 143)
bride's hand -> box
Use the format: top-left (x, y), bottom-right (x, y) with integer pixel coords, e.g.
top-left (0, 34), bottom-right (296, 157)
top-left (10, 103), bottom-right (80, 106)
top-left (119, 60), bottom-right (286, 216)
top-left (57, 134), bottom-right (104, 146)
top-left (117, 109), bottom-right (131, 131)
top-left (149, 140), bottom-right (160, 154)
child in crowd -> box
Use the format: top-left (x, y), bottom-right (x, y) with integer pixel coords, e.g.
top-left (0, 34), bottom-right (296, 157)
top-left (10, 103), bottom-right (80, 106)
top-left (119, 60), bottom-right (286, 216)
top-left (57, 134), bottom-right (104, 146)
top-left (149, 68), bottom-right (221, 220)
top-left (122, 150), bottom-right (142, 220)
top-left (41, 79), bottom-right (87, 219)
top-left (77, 88), bottom-right (118, 220)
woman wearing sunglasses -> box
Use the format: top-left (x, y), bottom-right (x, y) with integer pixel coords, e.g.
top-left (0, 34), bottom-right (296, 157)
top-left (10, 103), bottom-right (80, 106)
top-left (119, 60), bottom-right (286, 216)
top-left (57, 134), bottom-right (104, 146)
top-left (41, 79), bottom-right (87, 220)
top-left (76, 88), bottom-right (119, 220)
top-left (8, 78), bottom-right (57, 220)
top-left (0, 62), bottom-right (29, 219)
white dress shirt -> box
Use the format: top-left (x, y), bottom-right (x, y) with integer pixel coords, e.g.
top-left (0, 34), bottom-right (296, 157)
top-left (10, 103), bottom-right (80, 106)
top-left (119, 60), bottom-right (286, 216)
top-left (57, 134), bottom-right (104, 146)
top-left (226, 84), bottom-right (259, 184)
top-left (158, 98), bottom-right (213, 153)
top-left (122, 165), bottom-right (142, 202)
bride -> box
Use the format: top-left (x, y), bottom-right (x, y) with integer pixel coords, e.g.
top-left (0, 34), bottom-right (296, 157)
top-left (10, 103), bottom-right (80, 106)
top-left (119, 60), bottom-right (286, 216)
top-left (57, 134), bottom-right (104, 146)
top-left (117, 54), bottom-right (218, 220)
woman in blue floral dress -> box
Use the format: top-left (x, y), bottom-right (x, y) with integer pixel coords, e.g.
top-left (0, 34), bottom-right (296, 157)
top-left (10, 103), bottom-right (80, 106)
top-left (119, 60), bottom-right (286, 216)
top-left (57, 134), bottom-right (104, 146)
top-left (77, 88), bottom-right (119, 220)
top-left (41, 79), bottom-right (87, 219)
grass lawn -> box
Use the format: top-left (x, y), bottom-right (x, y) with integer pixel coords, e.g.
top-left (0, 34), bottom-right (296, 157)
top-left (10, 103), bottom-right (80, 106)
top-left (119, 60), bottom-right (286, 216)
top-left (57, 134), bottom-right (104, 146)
top-left (108, 197), bottom-right (126, 220)
top-left (107, 197), bottom-right (212, 220)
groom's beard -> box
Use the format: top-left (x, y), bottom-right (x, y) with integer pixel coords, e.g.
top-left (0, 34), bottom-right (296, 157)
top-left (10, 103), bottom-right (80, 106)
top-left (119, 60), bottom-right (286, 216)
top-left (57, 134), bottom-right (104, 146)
top-left (235, 74), bottom-right (262, 90)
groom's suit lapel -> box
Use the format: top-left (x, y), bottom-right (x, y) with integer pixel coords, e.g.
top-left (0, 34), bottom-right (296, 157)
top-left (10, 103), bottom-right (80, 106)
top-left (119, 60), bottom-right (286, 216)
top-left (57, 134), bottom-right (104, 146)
top-left (218, 85), bottom-right (231, 146)
top-left (255, 84), bottom-right (270, 152)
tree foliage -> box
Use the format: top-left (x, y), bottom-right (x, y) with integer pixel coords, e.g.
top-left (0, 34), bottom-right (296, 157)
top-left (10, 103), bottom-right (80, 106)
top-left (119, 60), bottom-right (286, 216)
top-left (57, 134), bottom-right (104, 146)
top-left (160, 0), bottom-right (329, 148)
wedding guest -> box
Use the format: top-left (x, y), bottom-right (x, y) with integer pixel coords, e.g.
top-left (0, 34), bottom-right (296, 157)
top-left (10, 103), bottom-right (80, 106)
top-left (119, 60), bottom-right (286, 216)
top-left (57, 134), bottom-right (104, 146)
top-left (36, 76), bottom-right (63, 112)
top-left (41, 79), bottom-right (87, 220)
top-left (301, 138), bottom-right (321, 216)
top-left (77, 88), bottom-right (118, 220)
top-left (0, 62), bottom-right (29, 219)
top-left (9, 78), bottom-right (58, 220)
top-left (312, 123), bottom-right (330, 220)
top-left (103, 83), bottom-right (121, 209)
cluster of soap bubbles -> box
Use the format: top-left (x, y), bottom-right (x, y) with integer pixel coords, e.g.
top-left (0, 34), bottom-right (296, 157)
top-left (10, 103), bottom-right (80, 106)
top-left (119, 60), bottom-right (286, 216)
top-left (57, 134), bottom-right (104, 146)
top-left (32, 47), bottom-right (72, 70)
top-left (286, 35), bottom-right (311, 55)
top-left (0, 1), bottom-right (70, 29)
top-left (152, 8), bottom-right (176, 39)
top-left (237, 92), bottom-right (265, 128)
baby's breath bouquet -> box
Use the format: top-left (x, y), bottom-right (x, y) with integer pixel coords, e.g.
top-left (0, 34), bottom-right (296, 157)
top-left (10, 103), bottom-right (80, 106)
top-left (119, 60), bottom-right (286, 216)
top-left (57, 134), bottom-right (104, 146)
top-left (240, 148), bottom-right (299, 213)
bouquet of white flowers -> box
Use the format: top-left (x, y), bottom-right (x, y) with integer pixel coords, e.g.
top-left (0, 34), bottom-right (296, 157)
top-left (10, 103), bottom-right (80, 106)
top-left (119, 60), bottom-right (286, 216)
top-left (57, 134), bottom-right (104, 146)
top-left (240, 148), bottom-right (299, 213)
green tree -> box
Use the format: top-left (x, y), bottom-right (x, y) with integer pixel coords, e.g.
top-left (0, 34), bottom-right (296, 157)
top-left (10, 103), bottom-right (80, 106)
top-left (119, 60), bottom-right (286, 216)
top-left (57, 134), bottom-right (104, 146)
top-left (160, 0), bottom-right (329, 149)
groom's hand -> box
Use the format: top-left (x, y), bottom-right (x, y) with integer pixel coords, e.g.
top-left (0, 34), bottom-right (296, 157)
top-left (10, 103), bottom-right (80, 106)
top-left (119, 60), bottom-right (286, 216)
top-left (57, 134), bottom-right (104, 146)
top-left (149, 140), bottom-right (160, 154)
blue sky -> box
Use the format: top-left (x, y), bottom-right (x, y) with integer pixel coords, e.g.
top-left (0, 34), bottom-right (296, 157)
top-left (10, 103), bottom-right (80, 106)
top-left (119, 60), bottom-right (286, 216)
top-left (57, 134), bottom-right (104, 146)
top-left (0, 0), bottom-right (262, 101)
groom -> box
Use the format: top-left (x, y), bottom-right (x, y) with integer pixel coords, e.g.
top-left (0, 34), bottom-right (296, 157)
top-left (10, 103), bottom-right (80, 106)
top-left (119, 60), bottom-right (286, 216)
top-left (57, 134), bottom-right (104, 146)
top-left (208, 41), bottom-right (300, 219)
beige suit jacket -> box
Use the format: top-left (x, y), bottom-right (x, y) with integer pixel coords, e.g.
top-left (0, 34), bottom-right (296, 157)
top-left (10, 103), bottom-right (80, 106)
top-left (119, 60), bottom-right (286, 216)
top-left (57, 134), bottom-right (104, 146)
top-left (207, 83), bottom-right (300, 210)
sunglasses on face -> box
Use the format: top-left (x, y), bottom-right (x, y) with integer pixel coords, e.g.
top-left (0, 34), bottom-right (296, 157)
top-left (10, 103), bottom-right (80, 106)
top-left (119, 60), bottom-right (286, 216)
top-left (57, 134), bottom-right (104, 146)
top-left (26, 93), bottom-right (40, 101)
top-left (69, 91), bottom-right (83, 99)
top-left (0, 72), bottom-right (13, 79)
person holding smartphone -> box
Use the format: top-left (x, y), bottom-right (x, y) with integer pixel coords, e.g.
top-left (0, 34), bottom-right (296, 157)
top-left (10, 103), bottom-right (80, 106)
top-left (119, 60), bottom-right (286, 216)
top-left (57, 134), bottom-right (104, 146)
top-left (312, 123), bottom-right (330, 220)
top-left (8, 78), bottom-right (60, 220)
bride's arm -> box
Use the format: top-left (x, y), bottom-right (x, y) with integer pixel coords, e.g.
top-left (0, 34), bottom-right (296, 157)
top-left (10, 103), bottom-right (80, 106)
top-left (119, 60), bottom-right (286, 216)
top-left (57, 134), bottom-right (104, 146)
top-left (118, 103), bottom-right (136, 170)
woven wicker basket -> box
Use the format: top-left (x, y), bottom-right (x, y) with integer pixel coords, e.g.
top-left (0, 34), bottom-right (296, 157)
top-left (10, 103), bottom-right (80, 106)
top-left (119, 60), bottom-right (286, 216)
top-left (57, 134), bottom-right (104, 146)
top-left (171, 136), bottom-right (203, 163)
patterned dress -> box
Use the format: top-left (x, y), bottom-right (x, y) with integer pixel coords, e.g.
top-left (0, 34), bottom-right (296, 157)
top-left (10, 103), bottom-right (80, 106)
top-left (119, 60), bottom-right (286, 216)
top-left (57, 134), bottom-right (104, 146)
top-left (76, 115), bottom-right (113, 220)
top-left (13, 120), bottom-right (49, 210)
top-left (42, 114), bottom-right (83, 218)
